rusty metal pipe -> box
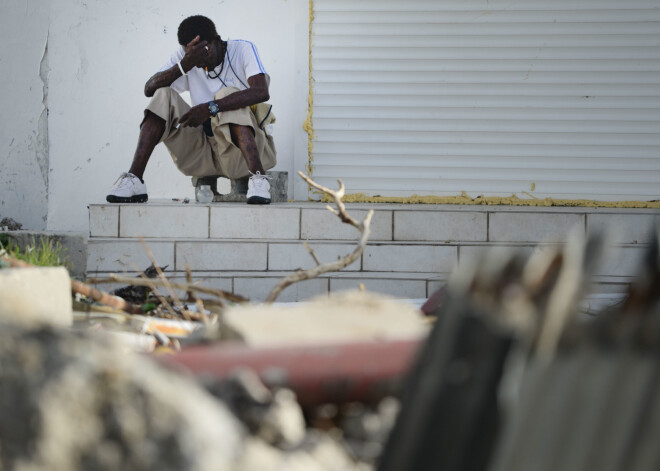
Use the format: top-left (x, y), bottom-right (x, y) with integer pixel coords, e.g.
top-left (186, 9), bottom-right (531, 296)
top-left (159, 339), bottom-right (422, 406)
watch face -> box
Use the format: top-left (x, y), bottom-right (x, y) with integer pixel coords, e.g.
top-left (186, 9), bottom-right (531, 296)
top-left (209, 102), bottom-right (220, 116)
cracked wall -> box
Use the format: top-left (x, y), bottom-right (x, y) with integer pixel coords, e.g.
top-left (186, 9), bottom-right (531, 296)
top-left (2, 0), bottom-right (306, 232)
top-left (0, 2), bottom-right (50, 230)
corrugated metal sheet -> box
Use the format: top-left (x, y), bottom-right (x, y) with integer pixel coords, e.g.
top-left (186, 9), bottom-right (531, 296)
top-left (309, 0), bottom-right (660, 201)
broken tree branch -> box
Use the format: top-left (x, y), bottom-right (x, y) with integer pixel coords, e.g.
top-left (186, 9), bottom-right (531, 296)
top-left (303, 241), bottom-right (322, 267)
top-left (89, 275), bottom-right (247, 304)
top-left (186, 261), bottom-right (212, 326)
top-left (1, 254), bottom-right (143, 315)
top-left (265, 171), bottom-right (374, 303)
top-left (138, 238), bottom-right (187, 314)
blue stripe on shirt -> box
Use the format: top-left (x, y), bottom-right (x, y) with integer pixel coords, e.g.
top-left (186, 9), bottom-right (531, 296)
top-left (233, 39), bottom-right (265, 73)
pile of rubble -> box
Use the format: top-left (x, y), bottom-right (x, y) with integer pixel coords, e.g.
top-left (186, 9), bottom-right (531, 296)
top-left (1, 223), bottom-right (659, 470)
top-left (0, 282), bottom-right (428, 470)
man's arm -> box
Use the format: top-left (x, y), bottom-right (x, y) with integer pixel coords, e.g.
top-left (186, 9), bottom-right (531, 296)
top-left (143, 36), bottom-right (209, 97)
top-left (213, 73), bottom-right (270, 112)
top-left (178, 73), bottom-right (270, 127)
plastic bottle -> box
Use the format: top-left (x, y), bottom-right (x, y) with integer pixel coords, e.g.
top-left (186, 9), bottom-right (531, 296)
top-left (195, 185), bottom-right (213, 203)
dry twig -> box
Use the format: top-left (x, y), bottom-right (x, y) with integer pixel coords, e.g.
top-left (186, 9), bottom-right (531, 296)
top-left (89, 275), bottom-right (247, 304)
top-left (303, 241), bottom-right (322, 266)
top-left (138, 238), bottom-right (188, 317)
top-left (265, 171), bottom-right (374, 303)
top-left (186, 261), bottom-right (212, 326)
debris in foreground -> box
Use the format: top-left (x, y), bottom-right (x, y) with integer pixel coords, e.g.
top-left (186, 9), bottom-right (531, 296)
top-left (378, 229), bottom-right (660, 471)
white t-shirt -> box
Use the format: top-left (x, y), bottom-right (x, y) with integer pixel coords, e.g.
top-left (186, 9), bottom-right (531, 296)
top-left (159, 39), bottom-right (269, 106)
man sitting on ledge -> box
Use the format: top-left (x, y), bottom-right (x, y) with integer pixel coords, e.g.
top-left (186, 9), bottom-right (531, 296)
top-left (107, 14), bottom-right (276, 204)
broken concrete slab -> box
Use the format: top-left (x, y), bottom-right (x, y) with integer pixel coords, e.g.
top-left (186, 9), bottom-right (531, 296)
top-left (223, 290), bottom-right (429, 347)
top-left (0, 267), bottom-right (72, 326)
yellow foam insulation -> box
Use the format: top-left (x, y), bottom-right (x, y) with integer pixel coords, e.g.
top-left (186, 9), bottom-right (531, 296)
top-left (302, 0), bottom-right (315, 179)
top-left (321, 192), bottom-right (660, 209)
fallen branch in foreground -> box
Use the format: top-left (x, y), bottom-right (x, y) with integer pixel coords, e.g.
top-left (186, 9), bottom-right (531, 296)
top-left (89, 275), bottom-right (248, 304)
top-left (1, 254), bottom-right (143, 314)
top-left (137, 239), bottom-right (190, 321)
top-left (265, 171), bottom-right (374, 304)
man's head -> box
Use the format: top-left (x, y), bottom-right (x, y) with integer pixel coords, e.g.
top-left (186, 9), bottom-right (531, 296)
top-left (178, 15), bottom-right (220, 46)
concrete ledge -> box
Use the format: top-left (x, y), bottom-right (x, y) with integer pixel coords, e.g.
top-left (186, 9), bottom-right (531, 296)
top-left (1, 230), bottom-right (87, 279)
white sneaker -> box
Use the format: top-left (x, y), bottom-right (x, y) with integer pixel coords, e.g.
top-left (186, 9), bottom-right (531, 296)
top-left (106, 172), bottom-right (148, 203)
top-left (246, 171), bottom-right (272, 204)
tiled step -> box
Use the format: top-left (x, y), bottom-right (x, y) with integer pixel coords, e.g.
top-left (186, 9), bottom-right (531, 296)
top-left (87, 201), bottom-right (660, 300)
top-left (89, 270), bottom-right (446, 303)
top-left (89, 201), bottom-right (659, 244)
top-left (87, 237), bottom-right (648, 279)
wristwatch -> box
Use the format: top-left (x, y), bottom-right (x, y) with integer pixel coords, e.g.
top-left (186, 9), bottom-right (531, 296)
top-left (208, 101), bottom-right (220, 117)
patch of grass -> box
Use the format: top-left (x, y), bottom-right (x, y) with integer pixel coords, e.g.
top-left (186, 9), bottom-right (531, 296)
top-left (0, 235), bottom-right (69, 268)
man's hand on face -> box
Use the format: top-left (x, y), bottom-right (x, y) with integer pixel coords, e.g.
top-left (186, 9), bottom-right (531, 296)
top-left (179, 103), bottom-right (212, 128)
top-left (180, 35), bottom-right (210, 71)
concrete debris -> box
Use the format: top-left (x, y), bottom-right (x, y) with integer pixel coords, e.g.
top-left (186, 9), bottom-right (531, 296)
top-left (0, 321), bottom-right (245, 471)
top-left (224, 290), bottom-right (429, 346)
top-left (0, 267), bottom-right (72, 326)
top-left (0, 217), bottom-right (23, 230)
top-left (256, 388), bottom-right (307, 448)
top-left (341, 398), bottom-right (401, 462)
top-left (0, 318), bottom-right (395, 470)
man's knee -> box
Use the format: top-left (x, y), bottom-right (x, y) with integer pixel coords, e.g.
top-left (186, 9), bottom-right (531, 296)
top-left (151, 87), bottom-right (175, 103)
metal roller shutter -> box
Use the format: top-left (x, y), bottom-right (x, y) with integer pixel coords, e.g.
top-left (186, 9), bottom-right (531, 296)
top-left (309, 0), bottom-right (660, 201)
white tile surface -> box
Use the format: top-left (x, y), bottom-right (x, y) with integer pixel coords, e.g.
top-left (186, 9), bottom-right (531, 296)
top-left (234, 276), bottom-right (329, 302)
top-left (330, 278), bottom-right (427, 299)
top-left (394, 211), bottom-right (487, 241)
top-left (301, 209), bottom-right (392, 241)
top-left (175, 242), bottom-right (267, 271)
top-left (587, 213), bottom-right (660, 244)
top-left (210, 206), bottom-right (300, 239)
top-left (89, 205), bottom-right (118, 237)
top-left (87, 240), bottom-right (174, 273)
top-left (458, 244), bottom-right (538, 267)
top-left (597, 245), bottom-right (647, 277)
top-left (363, 245), bottom-right (458, 272)
top-left (168, 275), bottom-right (234, 299)
top-left (489, 212), bottom-right (585, 242)
top-left (120, 205), bottom-right (209, 238)
top-left (268, 242), bottom-right (361, 271)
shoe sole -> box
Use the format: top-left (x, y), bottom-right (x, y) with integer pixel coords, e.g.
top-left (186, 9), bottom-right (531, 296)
top-left (106, 194), bottom-right (148, 203)
top-left (246, 196), bottom-right (271, 205)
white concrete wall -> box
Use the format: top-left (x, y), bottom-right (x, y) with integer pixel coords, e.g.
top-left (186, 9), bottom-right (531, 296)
top-left (1, 0), bottom-right (310, 231)
top-left (0, 1), bottom-right (50, 230)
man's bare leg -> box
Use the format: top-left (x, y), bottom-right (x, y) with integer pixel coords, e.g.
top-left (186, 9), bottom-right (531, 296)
top-left (107, 110), bottom-right (165, 203)
top-left (129, 111), bottom-right (166, 180)
top-left (229, 123), bottom-right (264, 174)
top-left (230, 123), bottom-right (270, 204)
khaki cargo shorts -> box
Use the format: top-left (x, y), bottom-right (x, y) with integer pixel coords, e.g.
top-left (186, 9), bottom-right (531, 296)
top-left (144, 86), bottom-right (276, 179)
